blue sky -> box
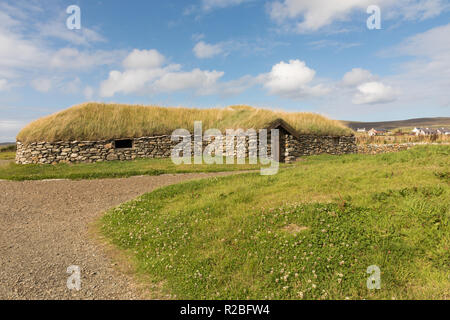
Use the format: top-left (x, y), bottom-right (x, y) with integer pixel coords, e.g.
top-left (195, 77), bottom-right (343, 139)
top-left (1, 0), bottom-right (450, 141)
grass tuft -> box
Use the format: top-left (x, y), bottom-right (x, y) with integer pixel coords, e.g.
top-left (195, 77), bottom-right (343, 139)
top-left (0, 151), bottom-right (15, 160)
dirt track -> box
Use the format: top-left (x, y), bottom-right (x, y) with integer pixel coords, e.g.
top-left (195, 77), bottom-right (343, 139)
top-left (0, 172), bottom-right (241, 299)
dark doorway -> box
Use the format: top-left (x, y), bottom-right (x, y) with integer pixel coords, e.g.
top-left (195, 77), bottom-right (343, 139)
top-left (114, 139), bottom-right (133, 149)
top-left (278, 129), bottom-right (286, 163)
top-left (267, 119), bottom-right (299, 163)
top-left (272, 126), bottom-right (286, 163)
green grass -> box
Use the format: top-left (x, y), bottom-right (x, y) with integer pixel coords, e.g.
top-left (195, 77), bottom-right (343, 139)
top-left (0, 144), bottom-right (16, 160)
top-left (0, 152), bottom-right (15, 160)
top-left (0, 157), bottom-right (267, 181)
top-left (101, 145), bottom-right (450, 300)
top-left (17, 103), bottom-right (353, 143)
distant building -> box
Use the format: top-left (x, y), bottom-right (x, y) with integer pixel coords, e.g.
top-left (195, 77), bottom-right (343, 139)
top-left (413, 127), bottom-right (438, 136)
top-left (437, 127), bottom-right (450, 135)
top-left (368, 128), bottom-right (387, 136)
top-left (356, 128), bottom-right (366, 133)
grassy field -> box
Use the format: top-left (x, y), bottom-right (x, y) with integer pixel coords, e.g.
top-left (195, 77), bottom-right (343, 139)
top-left (17, 103), bottom-right (353, 143)
top-left (0, 144), bottom-right (16, 160)
top-left (0, 152), bottom-right (15, 160)
top-left (101, 145), bottom-right (449, 300)
top-left (0, 157), bottom-right (266, 181)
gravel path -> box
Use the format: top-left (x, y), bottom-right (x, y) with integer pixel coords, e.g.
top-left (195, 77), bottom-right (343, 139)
top-left (0, 172), bottom-right (242, 300)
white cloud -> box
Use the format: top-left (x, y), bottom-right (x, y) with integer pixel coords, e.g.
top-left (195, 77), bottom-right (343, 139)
top-left (100, 66), bottom-right (180, 97)
top-left (31, 78), bottom-right (52, 93)
top-left (269, 0), bottom-right (368, 32)
top-left (308, 39), bottom-right (361, 51)
top-left (61, 77), bottom-right (82, 94)
top-left (0, 29), bottom-right (110, 75)
top-left (192, 33), bottom-right (205, 41)
top-left (100, 69), bottom-right (160, 97)
top-left (154, 69), bottom-right (225, 93)
top-left (202, 0), bottom-right (251, 11)
top-left (353, 81), bottom-right (397, 104)
top-left (1, 2), bottom-right (104, 46)
top-left (0, 119), bottom-right (26, 142)
top-left (217, 75), bottom-right (257, 96)
top-left (342, 68), bottom-right (376, 87)
top-left (0, 28), bottom-right (46, 71)
top-left (265, 60), bottom-right (315, 92)
top-left (29, 76), bottom-right (83, 94)
top-left (100, 55), bottom-right (336, 100)
top-left (0, 79), bottom-right (9, 91)
top-left (100, 49), bottom-right (225, 97)
top-left (262, 59), bottom-right (329, 98)
top-left (0, 10), bottom-right (21, 28)
top-left (383, 23), bottom-right (450, 107)
top-left (50, 48), bottom-right (124, 71)
top-left (394, 0), bottom-right (449, 20)
top-left (38, 20), bottom-right (106, 46)
top-left (123, 49), bottom-right (166, 69)
top-left (268, 0), bottom-right (449, 32)
top-left (334, 23), bottom-right (450, 108)
top-left (390, 23), bottom-right (450, 58)
top-left (0, 4), bottom-right (125, 96)
top-left (338, 68), bottom-right (396, 105)
top-left (193, 38), bottom-right (289, 59)
top-left (184, 0), bottom-right (252, 16)
top-left (193, 41), bottom-right (224, 58)
top-left (84, 86), bottom-right (94, 100)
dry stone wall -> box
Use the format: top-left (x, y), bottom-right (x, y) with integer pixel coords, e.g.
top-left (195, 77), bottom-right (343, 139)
top-left (284, 135), bottom-right (357, 162)
top-left (356, 142), bottom-right (450, 155)
top-left (16, 136), bottom-right (176, 165)
top-left (16, 134), bottom-right (357, 164)
top-left (357, 144), bottom-right (411, 155)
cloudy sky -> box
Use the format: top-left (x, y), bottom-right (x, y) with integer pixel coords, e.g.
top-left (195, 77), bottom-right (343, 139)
top-left (1, 0), bottom-right (450, 141)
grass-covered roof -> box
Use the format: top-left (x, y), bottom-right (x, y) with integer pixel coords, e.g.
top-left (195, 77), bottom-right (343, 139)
top-left (17, 103), bottom-right (354, 143)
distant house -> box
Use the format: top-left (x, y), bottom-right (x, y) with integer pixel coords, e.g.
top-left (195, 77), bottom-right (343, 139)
top-left (356, 128), bottom-right (366, 133)
top-left (414, 127), bottom-right (438, 136)
top-left (437, 127), bottom-right (450, 135)
top-left (368, 128), bottom-right (387, 136)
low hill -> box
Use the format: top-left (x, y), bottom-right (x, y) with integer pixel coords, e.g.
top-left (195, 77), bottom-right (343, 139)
top-left (17, 103), bottom-right (353, 143)
top-left (344, 117), bottom-right (450, 130)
